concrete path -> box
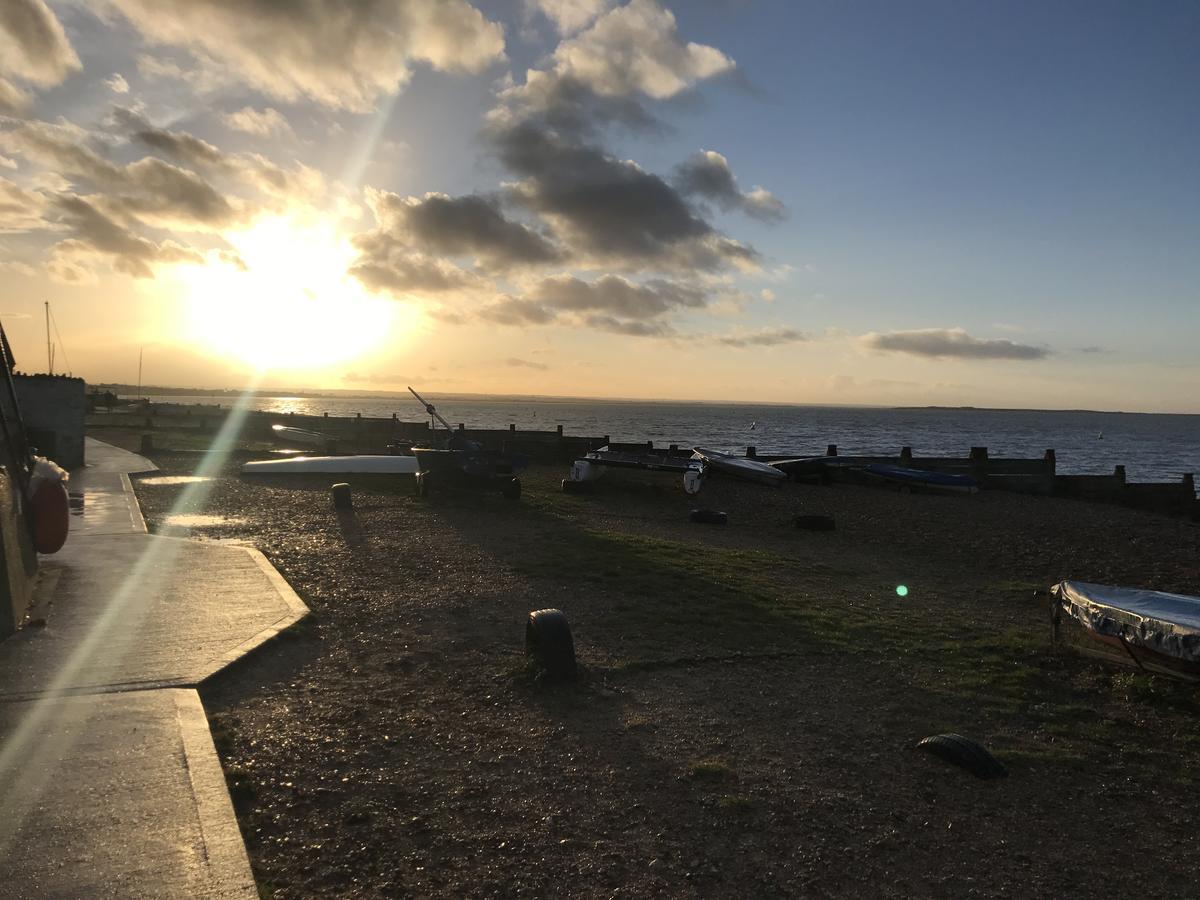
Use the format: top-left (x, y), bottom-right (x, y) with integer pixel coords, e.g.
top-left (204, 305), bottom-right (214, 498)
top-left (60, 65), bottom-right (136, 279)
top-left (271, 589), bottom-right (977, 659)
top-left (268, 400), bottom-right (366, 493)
top-left (0, 438), bottom-right (307, 897)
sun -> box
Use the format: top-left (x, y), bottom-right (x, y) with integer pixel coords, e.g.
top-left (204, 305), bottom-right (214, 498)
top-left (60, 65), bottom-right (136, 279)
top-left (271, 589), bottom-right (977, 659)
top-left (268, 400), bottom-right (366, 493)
top-left (172, 216), bottom-right (409, 371)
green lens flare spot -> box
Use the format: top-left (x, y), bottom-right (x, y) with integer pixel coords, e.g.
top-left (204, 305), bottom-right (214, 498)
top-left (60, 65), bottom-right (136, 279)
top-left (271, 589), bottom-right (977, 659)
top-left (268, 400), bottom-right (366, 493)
top-left (896, 585), bottom-right (909, 597)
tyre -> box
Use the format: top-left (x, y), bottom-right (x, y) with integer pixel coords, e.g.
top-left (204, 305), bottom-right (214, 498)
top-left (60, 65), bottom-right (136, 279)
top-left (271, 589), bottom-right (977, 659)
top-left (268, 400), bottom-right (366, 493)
top-left (793, 514), bottom-right (834, 531)
top-left (526, 608), bottom-right (576, 679)
top-left (916, 733), bottom-right (1007, 780)
top-left (689, 508), bottom-right (727, 525)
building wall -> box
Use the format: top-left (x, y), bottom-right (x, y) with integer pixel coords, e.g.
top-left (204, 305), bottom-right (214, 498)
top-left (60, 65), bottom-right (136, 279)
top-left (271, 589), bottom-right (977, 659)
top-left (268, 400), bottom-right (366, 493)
top-left (0, 468), bottom-right (37, 636)
top-left (13, 375), bottom-right (87, 469)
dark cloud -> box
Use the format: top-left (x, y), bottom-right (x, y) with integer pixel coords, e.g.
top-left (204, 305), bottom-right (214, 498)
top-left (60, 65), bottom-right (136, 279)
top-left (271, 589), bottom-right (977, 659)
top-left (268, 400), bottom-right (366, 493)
top-left (674, 150), bottom-right (785, 223)
top-left (583, 314), bottom-right (675, 337)
top-left (50, 193), bottom-right (202, 278)
top-left (861, 328), bottom-right (1051, 360)
top-left (99, 0), bottom-right (505, 111)
top-left (364, 189), bottom-right (562, 270)
top-left (0, 118), bottom-right (238, 229)
top-left (496, 122), bottom-right (756, 272)
top-left (477, 297), bottom-right (556, 325)
top-left (716, 326), bottom-right (808, 347)
top-left (0, 0), bottom-right (80, 88)
top-left (349, 234), bottom-right (484, 296)
top-left (529, 273), bottom-right (706, 319)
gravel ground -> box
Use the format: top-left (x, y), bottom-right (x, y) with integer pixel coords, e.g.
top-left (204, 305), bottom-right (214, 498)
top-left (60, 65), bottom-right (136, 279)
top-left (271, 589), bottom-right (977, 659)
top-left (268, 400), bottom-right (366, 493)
top-left (132, 453), bottom-right (1200, 898)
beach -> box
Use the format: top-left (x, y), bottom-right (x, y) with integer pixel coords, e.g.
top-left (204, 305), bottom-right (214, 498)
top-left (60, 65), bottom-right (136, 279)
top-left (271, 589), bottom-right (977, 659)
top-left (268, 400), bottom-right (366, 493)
top-left (126, 447), bottom-right (1200, 898)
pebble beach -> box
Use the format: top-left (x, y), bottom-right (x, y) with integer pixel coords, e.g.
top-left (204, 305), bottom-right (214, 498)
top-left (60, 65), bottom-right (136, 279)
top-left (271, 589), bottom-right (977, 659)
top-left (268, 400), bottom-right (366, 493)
top-left (129, 450), bottom-right (1200, 898)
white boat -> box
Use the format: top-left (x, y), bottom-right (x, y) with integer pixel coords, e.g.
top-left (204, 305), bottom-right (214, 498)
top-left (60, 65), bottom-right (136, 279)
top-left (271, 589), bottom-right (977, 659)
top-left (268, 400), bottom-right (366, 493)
top-left (271, 424), bottom-right (334, 447)
top-left (692, 447), bottom-right (787, 486)
top-left (241, 455), bottom-right (419, 475)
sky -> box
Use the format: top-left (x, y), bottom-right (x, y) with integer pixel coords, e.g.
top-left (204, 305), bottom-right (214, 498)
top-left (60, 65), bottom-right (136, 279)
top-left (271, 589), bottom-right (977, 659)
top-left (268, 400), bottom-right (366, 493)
top-left (0, 0), bottom-right (1197, 411)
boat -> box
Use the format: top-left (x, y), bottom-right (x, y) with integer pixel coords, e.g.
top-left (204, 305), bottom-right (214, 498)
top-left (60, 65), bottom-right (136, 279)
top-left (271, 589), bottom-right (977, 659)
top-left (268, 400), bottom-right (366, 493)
top-left (691, 447), bottom-right (787, 486)
top-left (271, 423), bottom-right (334, 448)
top-left (1051, 580), bottom-right (1200, 681)
top-left (408, 387), bottom-right (526, 498)
top-left (567, 447), bottom-right (706, 494)
top-left (862, 463), bottom-right (979, 493)
top-left (241, 455), bottom-right (418, 475)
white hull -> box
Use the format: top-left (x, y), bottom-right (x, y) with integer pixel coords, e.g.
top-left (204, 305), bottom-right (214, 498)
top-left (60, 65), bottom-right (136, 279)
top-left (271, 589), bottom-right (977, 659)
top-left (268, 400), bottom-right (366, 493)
top-left (242, 455), bottom-right (419, 475)
top-left (692, 447), bottom-right (787, 485)
top-left (271, 424), bottom-right (333, 447)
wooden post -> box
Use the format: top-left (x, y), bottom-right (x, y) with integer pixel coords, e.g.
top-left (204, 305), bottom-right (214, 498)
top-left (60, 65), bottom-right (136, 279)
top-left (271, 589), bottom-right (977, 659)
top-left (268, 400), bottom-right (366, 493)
top-left (746, 446), bottom-right (756, 458)
top-left (557, 424), bottom-right (563, 436)
top-left (510, 423), bottom-right (516, 433)
top-left (1044, 449), bottom-right (1056, 474)
top-left (1114, 465), bottom-right (1126, 483)
top-left (669, 443), bottom-right (678, 454)
top-left (900, 446), bottom-right (912, 464)
top-left (826, 444), bottom-right (837, 457)
top-left (646, 440), bottom-right (653, 451)
top-left (1183, 473), bottom-right (1195, 496)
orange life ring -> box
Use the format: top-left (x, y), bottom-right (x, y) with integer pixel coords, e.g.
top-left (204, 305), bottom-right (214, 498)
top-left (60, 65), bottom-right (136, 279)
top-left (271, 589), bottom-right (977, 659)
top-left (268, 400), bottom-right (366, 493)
top-left (32, 480), bottom-right (70, 554)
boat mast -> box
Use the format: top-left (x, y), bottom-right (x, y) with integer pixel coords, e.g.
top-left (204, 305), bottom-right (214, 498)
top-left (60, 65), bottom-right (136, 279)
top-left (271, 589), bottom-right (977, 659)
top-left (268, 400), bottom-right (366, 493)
top-left (137, 348), bottom-right (143, 401)
top-left (45, 301), bottom-right (52, 375)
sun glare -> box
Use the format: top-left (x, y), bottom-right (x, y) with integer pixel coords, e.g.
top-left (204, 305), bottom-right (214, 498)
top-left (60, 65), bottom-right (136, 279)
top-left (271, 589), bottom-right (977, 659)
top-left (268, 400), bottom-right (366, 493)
top-left (173, 217), bottom-right (407, 370)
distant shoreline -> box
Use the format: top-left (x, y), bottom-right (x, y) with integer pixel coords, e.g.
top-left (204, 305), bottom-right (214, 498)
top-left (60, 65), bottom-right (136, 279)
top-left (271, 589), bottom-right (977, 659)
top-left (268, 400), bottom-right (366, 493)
top-left (90, 384), bottom-right (1200, 417)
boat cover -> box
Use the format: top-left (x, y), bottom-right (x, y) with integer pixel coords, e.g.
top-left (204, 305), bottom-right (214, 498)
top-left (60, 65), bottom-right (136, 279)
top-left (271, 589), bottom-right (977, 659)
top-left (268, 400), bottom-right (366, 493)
top-left (1052, 580), bottom-right (1200, 663)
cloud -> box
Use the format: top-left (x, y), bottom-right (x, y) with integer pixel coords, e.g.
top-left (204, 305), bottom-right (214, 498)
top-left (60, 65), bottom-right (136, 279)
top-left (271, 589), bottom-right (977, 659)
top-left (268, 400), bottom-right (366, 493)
top-left (497, 123), bottom-right (757, 272)
top-left (548, 0), bottom-right (732, 100)
top-left (715, 326), bottom-right (808, 347)
top-left (0, 0), bottom-right (81, 88)
top-left (113, 106), bottom-right (325, 206)
top-left (0, 175), bottom-right (49, 231)
top-left (222, 106), bottom-right (293, 138)
top-left (104, 73), bottom-right (130, 94)
top-left (527, 0), bottom-right (612, 35)
top-left (48, 193), bottom-right (203, 279)
top-left (350, 240), bottom-right (485, 296)
top-left (674, 150), bottom-right (785, 222)
top-left (477, 297), bottom-right (556, 325)
top-left (583, 314), bottom-right (675, 337)
top-left (505, 356), bottom-right (549, 371)
top-left (0, 118), bottom-right (240, 230)
top-left (360, 189), bottom-right (562, 271)
top-left (0, 79), bottom-right (31, 115)
top-left (861, 328), bottom-right (1051, 360)
top-left (99, 0), bottom-right (505, 111)
top-left (528, 273), bottom-right (706, 319)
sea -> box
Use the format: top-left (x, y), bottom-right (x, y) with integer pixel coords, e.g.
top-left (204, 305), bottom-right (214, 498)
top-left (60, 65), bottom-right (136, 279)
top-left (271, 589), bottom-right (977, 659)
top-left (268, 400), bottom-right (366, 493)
top-left (132, 393), bottom-right (1200, 485)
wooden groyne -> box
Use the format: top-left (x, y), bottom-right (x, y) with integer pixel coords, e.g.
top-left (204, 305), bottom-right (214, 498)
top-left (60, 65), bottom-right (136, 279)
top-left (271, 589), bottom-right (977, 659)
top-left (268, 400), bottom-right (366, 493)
top-left (89, 404), bottom-right (1197, 519)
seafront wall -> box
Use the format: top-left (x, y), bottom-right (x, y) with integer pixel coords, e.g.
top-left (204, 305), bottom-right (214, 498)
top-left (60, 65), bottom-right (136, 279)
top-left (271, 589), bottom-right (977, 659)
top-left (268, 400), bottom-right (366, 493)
top-left (88, 403), bottom-right (1198, 519)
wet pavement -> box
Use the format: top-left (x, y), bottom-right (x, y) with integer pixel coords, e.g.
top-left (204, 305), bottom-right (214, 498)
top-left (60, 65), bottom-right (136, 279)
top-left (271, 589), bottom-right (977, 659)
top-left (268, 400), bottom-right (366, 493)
top-left (0, 438), bottom-right (308, 898)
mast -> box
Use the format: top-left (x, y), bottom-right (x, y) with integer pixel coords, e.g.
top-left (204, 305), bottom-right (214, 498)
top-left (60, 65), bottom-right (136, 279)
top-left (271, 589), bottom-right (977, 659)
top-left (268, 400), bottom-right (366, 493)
top-left (137, 348), bottom-right (143, 401)
top-left (45, 301), bottom-right (52, 375)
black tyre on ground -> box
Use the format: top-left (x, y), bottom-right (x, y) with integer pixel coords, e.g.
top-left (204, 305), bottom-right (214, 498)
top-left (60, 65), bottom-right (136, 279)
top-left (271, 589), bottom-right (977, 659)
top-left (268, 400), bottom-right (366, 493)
top-left (916, 733), bottom-right (1007, 780)
top-left (526, 608), bottom-right (576, 679)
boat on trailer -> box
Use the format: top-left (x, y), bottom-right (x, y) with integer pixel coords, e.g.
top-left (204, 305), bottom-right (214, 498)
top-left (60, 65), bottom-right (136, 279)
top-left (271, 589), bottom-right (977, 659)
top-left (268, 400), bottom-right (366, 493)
top-left (691, 447), bottom-right (787, 486)
top-left (568, 447), bottom-right (706, 494)
top-left (862, 463), bottom-right (979, 493)
top-left (1051, 580), bottom-right (1200, 681)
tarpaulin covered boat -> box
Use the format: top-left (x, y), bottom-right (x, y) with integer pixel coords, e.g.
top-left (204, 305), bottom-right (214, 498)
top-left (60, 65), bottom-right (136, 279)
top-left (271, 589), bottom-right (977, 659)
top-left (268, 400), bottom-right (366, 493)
top-left (1050, 580), bottom-right (1200, 680)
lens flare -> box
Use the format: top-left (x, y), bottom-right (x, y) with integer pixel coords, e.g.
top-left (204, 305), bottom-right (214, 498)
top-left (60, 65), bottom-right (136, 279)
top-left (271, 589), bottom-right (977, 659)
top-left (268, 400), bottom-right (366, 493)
top-left (896, 584), bottom-right (909, 597)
